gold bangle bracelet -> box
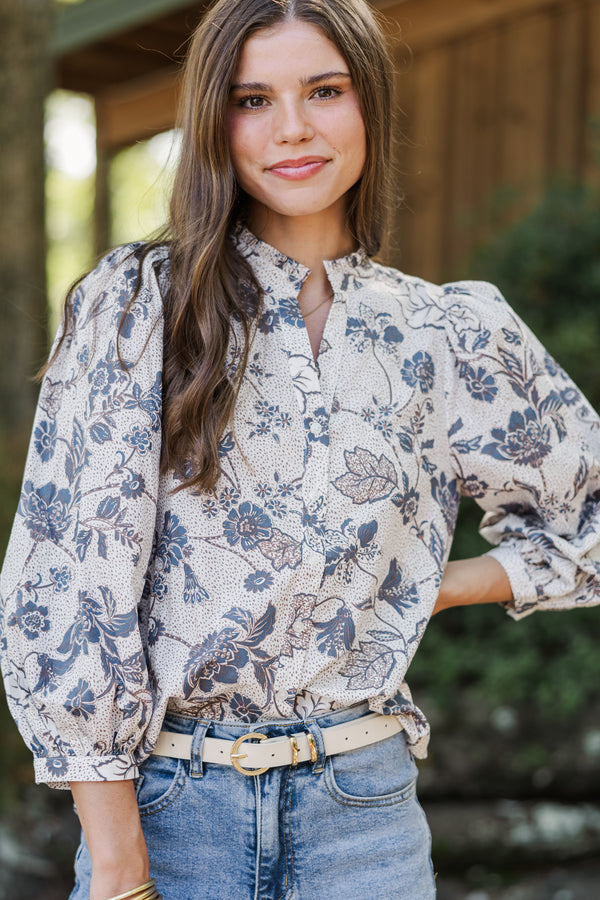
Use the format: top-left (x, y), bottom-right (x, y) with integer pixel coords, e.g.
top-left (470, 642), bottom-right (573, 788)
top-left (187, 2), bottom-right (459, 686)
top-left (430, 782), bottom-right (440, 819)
top-left (103, 880), bottom-right (157, 900)
top-left (129, 890), bottom-right (159, 900)
top-left (124, 889), bottom-right (159, 900)
top-left (127, 890), bottom-right (158, 900)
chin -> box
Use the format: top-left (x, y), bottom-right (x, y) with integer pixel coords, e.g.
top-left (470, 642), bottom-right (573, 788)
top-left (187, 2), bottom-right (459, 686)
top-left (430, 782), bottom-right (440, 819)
top-left (263, 196), bottom-right (341, 220)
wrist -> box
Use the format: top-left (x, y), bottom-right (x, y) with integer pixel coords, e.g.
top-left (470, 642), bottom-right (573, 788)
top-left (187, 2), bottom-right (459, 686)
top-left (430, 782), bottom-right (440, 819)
top-left (98, 880), bottom-right (160, 900)
top-left (89, 844), bottom-right (150, 900)
top-left (90, 869), bottom-right (151, 900)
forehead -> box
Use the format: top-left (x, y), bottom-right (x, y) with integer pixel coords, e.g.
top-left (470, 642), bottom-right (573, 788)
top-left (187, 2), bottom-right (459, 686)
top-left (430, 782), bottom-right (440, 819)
top-left (234, 19), bottom-right (348, 81)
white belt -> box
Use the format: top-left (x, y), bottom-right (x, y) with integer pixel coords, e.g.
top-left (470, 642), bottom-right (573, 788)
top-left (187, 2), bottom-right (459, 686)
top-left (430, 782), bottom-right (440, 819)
top-left (152, 712), bottom-right (403, 775)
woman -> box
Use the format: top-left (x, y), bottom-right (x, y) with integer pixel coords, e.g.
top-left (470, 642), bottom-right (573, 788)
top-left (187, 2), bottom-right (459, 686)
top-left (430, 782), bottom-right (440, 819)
top-left (1, 0), bottom-right (599, 898)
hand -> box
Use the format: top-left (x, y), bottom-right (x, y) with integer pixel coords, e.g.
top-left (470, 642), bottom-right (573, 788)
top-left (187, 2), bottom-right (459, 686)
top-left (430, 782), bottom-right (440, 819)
top-left (433, 555), bottom-right (513, 615)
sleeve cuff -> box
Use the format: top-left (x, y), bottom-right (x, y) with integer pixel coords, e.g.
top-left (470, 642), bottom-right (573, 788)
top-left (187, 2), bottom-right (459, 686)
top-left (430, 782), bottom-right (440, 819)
top-left (34, 753), bottom-right (139, 790)
top-left (485, 544), bottom-right (541, 620)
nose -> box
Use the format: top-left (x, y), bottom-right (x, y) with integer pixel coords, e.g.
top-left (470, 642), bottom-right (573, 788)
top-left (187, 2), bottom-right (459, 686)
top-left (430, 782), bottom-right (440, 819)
top-left (273, 98), bottom-right (314, 144)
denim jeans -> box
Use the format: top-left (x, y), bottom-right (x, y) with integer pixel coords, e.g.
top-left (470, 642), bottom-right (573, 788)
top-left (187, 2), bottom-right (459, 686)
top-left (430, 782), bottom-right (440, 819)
top-left (70, 702), bottom-right (436, 899)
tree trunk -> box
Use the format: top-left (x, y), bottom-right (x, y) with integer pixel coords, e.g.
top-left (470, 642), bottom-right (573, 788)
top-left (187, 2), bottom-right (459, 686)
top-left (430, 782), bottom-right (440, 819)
top-left (0, 0), bottom-right (53, 553)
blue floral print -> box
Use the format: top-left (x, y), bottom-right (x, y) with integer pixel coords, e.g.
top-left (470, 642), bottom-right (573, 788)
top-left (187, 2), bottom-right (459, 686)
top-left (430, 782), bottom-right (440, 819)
top-left (64, 680), bottom-right (96, 721)
top-left (315, 604), bottom-right (356, 658)
top-left (483, 408), bottom-right (552, 467)
top-left (49, 565), bottom-right (72, 593)
top-left (401, 351), bottom-right (435, 393)
top-left (182, 563), bottom-right (209, 605)
top-left (19, 481), bottom-right (72, 543)
top-left (229, 692), bottom-right (262, 722)
top-left (120, 472), bottom-right (146, 500)
top-left (123, 424), bottom-right (153, 455)
top-left (34, 420), bottom-right (57, 462)
top-left (459, 363), bottom-right (498, 402)
top-left (244, 570), bottom-right (274, 593)
top-left (1, 231), bottom-right (600, 789)
top-left (155, 512), bottom-right (188, 572)
top-left (8, 593), bottom-right (50, 641)
top-left (223, 502), bottom-right (272, 551)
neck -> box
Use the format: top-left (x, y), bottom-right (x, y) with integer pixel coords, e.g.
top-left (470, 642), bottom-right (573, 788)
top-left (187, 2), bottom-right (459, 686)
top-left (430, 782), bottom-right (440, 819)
top-left (246, 199), bottom-right (357, 272)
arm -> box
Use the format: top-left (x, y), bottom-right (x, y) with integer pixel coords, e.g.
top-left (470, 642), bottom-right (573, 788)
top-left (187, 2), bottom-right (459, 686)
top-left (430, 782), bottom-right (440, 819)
top-left (441, 280), bottom-right (600, 620)
top-left (433, 555), bottom-right (512, 615)
top-left (0, 244), bottom-right (165, 787)
top-left (70, 781), bottom-right (149, 900)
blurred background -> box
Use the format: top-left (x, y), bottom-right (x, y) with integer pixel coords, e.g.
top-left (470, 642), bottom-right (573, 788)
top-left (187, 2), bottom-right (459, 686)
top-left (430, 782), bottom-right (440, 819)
top-left (1, 0), bottom-right (599, 897)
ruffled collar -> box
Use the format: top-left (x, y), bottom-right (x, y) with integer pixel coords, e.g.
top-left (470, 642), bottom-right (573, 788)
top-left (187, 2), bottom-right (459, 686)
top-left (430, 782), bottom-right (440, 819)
top-left (231, 223), bottom-right (373, 281)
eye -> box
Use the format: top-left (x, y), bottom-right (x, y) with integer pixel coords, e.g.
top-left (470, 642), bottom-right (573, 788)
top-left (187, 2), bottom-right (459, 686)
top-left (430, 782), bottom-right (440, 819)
top-left (312, 86), bottom-right (342, 100)
top-left (239, 95), bottom-right (268, 109)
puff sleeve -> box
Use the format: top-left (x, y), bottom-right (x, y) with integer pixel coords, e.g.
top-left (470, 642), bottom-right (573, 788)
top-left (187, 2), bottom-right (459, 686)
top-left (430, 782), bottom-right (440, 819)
top-left (0, 243), bottom-right (166, 787)
top-left (442, 280), bottom-right (600, 619)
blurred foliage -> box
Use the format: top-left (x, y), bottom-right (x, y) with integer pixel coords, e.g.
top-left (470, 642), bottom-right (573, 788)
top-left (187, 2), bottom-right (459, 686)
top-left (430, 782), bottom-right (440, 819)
top-left (46, 165), bottom-right (95, 334)
top-left (110, 133), bottom-right (176, 247)
top-left (44, 91), bottom-right (176, 336)
top-left (470, 181), bottom-right (600, 412)
top-left (410, 181), bottom-right (600, 722)
top-left (45, 91), bottom-right (96, 333)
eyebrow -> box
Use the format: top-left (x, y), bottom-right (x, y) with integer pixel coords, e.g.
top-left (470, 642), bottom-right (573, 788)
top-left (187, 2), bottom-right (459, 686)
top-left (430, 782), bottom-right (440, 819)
top-left (230, 71), bottom-right (351, 92)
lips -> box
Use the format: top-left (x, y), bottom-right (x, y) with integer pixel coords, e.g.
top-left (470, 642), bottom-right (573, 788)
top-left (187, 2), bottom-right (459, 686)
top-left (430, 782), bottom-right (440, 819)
top-left (267, 156), bottom-right (330, 180)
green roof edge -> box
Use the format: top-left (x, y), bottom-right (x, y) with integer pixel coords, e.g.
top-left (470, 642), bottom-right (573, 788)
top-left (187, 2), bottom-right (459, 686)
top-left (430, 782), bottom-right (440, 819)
top-left (52, 0), bottom-right (201, 56)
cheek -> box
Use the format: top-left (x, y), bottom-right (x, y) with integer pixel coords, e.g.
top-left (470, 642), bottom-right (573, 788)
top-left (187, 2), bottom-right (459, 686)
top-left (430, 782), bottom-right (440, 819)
top-left (338, 118), bottom-right (367, 175)
top-left (349, 108), bottom-right (368, 170)
top-left (227, 117), bottom-right (260, 180)
top-left (227, 125), bottom-right (244, 178)
top-left (325, 106), bottom-right (366, 171)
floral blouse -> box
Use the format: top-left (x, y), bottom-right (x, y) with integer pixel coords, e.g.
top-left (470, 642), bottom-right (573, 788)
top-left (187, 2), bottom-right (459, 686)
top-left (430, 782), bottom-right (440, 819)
top-left (2, 226), bottom-right (600, 788)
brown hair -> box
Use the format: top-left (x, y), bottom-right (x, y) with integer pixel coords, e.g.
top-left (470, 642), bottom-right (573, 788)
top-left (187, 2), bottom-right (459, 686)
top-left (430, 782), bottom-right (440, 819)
top-left (53, 0), bottom-right (395, 493)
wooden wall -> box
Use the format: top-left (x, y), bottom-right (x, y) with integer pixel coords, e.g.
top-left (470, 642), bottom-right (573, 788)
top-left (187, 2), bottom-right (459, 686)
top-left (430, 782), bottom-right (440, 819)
top-left (379, 0), bottom-right (600, 282)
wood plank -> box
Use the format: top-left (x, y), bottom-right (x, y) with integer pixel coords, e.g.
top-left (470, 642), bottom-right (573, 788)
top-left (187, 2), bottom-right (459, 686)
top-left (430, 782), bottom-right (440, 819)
top-left (96, 68), bottom-right (180, 150)
top-left (383, 39), bottom-right (417, 269)
top-left (381, 0), bottom-right (569, 53)
top-left (445, 27), bottom-right (502, 274)
top-left (548, 1), bottom-right (586, 175)
top-left (404, 47), bottom-right (453, 281)
top-left (583, 0), bottom-right (600, 187)
top-left (57, 42), bottom-right (167, 93)
top-left (94, 145), bottom-right (112, 256)
top-left (498, 11), bottom-right (554, 209)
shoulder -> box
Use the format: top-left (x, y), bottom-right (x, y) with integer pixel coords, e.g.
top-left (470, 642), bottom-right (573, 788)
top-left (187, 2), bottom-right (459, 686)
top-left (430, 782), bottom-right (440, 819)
top-left (48, 243), bottom-right (169, 381)
top-left (66, 242), bottom-right (170, 348)
top-left (371, 263), bottom-right (521, 354)
top-left (70, 242), bottom-right (170, 325)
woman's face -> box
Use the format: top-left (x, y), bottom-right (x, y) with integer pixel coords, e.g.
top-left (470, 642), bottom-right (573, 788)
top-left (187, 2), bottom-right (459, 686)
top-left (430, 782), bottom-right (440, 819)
top-left (227, 19), bottom-right (367, 230)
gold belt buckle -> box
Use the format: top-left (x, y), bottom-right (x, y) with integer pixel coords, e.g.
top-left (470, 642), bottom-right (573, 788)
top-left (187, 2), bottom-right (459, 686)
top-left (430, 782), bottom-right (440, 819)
top-left (230, 732), bottom-right (269, 775)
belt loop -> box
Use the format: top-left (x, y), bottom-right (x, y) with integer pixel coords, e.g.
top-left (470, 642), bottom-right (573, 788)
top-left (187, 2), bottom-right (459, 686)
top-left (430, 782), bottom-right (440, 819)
top-left (189, 720), bottom-right (210, 779)
top-left (305, 721), bottom-right (326, 775)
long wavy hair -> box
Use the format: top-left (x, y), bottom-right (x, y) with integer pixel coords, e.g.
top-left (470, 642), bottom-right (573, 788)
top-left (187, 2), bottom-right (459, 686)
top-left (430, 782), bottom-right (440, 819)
top-left (52, 0), bottom-right (395, 493)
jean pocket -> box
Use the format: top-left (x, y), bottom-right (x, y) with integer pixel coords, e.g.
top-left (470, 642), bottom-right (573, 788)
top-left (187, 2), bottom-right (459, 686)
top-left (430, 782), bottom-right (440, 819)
top-left (135, 753), bottom-right (187, 817)
top-left (324, 729), bottom-right (418, 807)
